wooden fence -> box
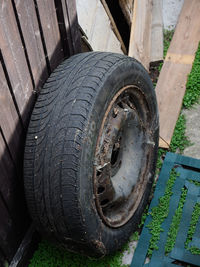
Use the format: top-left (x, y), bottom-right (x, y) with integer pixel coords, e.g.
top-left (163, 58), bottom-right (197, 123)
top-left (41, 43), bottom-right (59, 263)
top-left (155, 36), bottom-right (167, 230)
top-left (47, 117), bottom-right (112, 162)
top-left (0, 0), bottom-right (81, 264)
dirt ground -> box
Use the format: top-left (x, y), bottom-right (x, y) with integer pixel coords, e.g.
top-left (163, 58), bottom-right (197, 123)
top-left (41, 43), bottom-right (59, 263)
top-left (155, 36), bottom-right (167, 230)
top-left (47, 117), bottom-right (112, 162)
top-left (183, 104), bottom-right (200, 159)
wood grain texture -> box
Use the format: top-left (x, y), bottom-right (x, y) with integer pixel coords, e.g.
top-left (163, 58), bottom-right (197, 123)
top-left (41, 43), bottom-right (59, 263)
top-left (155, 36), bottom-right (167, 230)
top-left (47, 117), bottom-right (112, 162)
top-left (0, 62), bottom-right (23, 171)
top-left (101, 0), bottom-right (127, 54)
top-left (55, 0), bottom-right (81, 57)
top-left (119, 0), bottom-right (134, 27)
top-left (0, 133), bottom-right (28, 262)
top-left (0, 0), bottom-right (33, 122)
top-left (76, 0), bottom-right (123, 54)
top-left (35, 0), bottom-right (64, 71)
top-left (128, 0), bottom-right (153, 70)
top-left (0, 0), bottom-right (79, 263)
top-left (0, 192), bottom-right (17, 261)
top-left (64, 0), bottom-right (81, 54)
top-left (156, 0), bottom-right (200, 148)
top-left (14, 0), bottom-right (48, 88)
top-left (150, 0), bottom-right (163, 63)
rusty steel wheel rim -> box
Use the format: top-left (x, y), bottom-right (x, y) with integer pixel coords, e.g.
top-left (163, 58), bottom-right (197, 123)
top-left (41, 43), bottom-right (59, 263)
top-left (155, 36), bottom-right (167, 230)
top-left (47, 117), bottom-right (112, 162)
top-left (93, 85), bottom-right (154, 228)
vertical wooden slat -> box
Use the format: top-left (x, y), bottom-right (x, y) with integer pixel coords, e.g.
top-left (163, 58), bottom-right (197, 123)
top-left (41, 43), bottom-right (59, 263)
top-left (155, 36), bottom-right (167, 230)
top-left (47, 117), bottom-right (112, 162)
top-left (0, 129), bottom-right (27, 221)
top-left (0, 134), bottom-right (27, 262)
top-left (64, 0), bottom-right (81, 54)
top-left (55, 0), bottom-right (81, 57)
top-left (13, 0), bottom-right (48, 89)
top-left (0, 194), bottom-right (16, 262)
top-left (150, 0), bottom-right (163, 63)
top-left (128, 0), bottom-right (153, 70)
top-left (35, 0), bottom-right (64, 71)
top-left (0, 0), bottom-right (78, 263)
top-left (0, 62), bottom-right (24, 171)
top-left (0, 0), bottom-right (34, 124)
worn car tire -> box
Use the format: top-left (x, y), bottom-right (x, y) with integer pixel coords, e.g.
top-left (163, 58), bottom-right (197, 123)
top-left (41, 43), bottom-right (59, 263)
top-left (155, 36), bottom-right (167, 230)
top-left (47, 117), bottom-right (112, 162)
top-left (24, 52), bottom-right (159, 257)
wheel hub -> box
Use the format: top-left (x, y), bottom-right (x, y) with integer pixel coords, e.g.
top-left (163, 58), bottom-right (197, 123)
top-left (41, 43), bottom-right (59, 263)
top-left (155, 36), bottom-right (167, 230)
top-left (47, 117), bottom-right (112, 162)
top-left (94, 85), bottom-right (153, 228)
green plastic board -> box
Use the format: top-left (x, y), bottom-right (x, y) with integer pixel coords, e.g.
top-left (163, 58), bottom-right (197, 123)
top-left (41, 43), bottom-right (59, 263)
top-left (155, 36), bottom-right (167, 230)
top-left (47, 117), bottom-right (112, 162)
top-left (131, 152), bottom-right (200, 267)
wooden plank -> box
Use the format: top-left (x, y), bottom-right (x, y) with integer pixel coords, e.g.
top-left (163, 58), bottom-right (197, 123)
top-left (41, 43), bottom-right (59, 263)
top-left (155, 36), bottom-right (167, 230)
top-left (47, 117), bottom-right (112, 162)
top-left (0, 130), bottom-right (28, 228)
top-left (156, 0), bottom-right (200, 148)
top-left (35, 0), bottom-right (64, 71)
top-left (14, 0), bottom-right (48, 89)
top-left (0, 132), bottom-right (28, 262)
top-left (76, 0), bottom-right (97, 41)
top-left (0, 1), bottom-right (34, 124)
top-left (0, 193), bottom-right (16, 262)
top-left (55, 0), bottom-right (81, 57)
top-left (64, 0), bottom-right (81, 54)
top-left (150, 0), bottom-right (163, 63)
top-left (101, 0), bottom-right (127, 54)
top-left (128, 0), bottom-right (153, 70)
top-left (0, 62), bottom-right (24, 169)
top-left (76, 0), bottom-right (123, 54)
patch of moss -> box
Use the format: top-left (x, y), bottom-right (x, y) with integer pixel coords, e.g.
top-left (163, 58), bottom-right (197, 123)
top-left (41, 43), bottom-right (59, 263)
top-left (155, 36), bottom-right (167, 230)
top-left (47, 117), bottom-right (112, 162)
top-left (188, 179), bottom-right (200, 187)
top-left (183, 42), bottom-right (200, 109)
top-left (170, 114), bottom-right (191, 153)
top-left (189, 247), bottom-right (200, 255)
top-left (165, 187), bottom-right (188, 254)
top-left (147, 169), bottom-right (178, 257)
top-left (158, 29), bottom-right (175, 72)
top-left (185, 203), bottom-right (200, 251)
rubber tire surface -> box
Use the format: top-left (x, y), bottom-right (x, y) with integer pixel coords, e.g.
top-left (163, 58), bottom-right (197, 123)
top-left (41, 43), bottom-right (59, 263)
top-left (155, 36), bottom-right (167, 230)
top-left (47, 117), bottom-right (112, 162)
top-left (24, 52), bottom-right (159, 257)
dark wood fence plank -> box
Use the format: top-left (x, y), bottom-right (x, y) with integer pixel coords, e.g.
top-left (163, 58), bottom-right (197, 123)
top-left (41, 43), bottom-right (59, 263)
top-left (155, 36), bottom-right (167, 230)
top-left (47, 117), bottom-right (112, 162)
top-left (0, 1), bottom-right (34, 125)
top-left (0, 193), bottom-right (19, 262)
top-left (14, 0), bottom-right (48, 89)
top-left (35, 0), bottom-right (64, 71)
top-left (64, 0), bottom-right (81, 54)
top-left (55, 0), bottom-right (81, 57)
top-left (0, 128), bottom-right (28, 225)
top-left (0, 0), bottom-right (80, 264)
top-left (0, 62), bottom-right (23, 170)
top-left (0, 133), bottom-right (28, 262)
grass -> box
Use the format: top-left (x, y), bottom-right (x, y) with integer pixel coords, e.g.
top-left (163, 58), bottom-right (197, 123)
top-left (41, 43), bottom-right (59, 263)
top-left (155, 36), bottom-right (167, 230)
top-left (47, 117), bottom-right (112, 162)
top-left (146, 169), bottom-right (178, 257)
top-left (29, 230), bottom-right (141, 267)
top-left (29, 241), bottom-right (129, 267)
